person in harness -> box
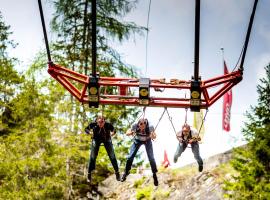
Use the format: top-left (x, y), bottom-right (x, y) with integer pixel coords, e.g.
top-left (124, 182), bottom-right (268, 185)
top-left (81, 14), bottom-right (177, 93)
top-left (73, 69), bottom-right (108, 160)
top-left (121, 118), bottom-right (158, 186)
top-left (85, 115), bottom-right (120, 182)
top-left (173, 123), bottom-right (203, 172)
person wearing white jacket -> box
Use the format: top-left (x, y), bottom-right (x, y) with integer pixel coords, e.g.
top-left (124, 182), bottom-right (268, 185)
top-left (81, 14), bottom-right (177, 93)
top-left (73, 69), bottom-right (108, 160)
top-left (174, 123), bottom-right (203, 172)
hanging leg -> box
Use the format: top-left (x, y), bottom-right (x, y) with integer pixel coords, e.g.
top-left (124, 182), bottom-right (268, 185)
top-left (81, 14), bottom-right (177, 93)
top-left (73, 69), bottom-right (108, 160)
top-left (144, 140), bottom-right (158, 174)
top-left (121, 139), bottom-right (142, 182)
top-left (145, 140), bottom-right (158, 186)
top-left (88, 139), bottom-right (101, 182)
top-left (88, 139), bottom-right (101, 172)
top-left (191, 142), bottom-right (203, 172)
top-left (173, 142), bottom-right (187, 163)
top-left (103, 140), bottom-right (120, 181)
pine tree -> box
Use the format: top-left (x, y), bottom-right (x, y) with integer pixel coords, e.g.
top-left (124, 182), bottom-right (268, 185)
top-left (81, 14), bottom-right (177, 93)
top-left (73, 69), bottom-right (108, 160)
top-left (0, 13), bottom-right (24, 135)
top-left (224, 64), bottom-right (270, 199)
top-left (0, 79), bottom-right (71, 199)
top-left (47, 0), bottom-right (143, 132)
top-left (48, 0), bottom-right (144, 191)
top-left (0, 12), bottom-right (69, 199)
top-left (26, 0), bottom-right (145, 197)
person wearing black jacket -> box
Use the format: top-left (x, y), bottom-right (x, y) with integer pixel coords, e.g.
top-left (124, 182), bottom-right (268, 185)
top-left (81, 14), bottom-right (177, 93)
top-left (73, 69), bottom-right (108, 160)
top-left (85, 115), bottom-right (120, 182)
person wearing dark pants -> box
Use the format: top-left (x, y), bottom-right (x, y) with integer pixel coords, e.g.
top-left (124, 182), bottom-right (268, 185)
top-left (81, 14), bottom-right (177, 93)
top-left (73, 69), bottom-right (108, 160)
top-left (173, 123), bottom-right (203, 172)
top-left (85, 115), bottom-right (120, 182)
top-left (121, 118), bottom-right (158, 186)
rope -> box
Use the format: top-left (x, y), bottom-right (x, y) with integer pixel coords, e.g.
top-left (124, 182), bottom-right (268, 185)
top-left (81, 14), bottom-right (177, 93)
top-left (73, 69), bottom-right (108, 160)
top-left (232, 46), bottom-right (244, 72)
top-left (165, 108), bottom-right (177, 135)
top-left (197, 108), bottom-right (208, 137)
top-left (153, 107), bottom-right (166, 132)
top-left (129, 107), bottom-right (166, 141)
top-left (134, 106), bottom-right (146, 123)
top-left (165, 108), bottom-right (187, 147)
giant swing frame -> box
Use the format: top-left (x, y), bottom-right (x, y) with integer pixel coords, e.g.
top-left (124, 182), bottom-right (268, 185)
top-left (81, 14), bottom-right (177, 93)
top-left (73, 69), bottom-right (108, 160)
top-left (38, 0), bottom-right (258, 112)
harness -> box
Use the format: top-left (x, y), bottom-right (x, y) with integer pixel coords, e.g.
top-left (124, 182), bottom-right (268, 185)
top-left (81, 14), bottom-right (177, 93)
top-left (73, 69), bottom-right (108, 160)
top-left (181, 130), bottom-right (193, 144)
top-left (179, 130), bottom-right (201, 145)
top-left (134, 123), bottom-right (151, 141)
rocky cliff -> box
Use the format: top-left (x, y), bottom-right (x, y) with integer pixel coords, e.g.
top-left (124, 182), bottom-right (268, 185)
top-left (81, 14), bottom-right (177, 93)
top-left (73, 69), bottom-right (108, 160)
top-left (88, 149), bottom-right (235, 200)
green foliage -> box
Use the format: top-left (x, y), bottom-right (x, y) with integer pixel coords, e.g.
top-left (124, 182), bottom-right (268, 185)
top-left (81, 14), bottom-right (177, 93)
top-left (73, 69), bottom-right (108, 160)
top-left (50, 0), bottom-right (143, 76)
top-left (0, 79), bottom-right (69, 199)
top-left (44, 0), bottom-right (144, 188)
top-left (0, 13), bottom-right (17, 55)
top-left (152, 189), bottom-right (170, 199)
top-left (1, 0), bottom-right (147, 198)
top-left (136, 185), bottom-right (153, 200)
top-left (134, 176), bottom-right (146, 188)
top-left (134, 176), bottom-right (171, 199)
top-left (224, 64), bottom-right (270, 199)
top-left (0, 13), bottom-right (23, 134)
top-left (135, 185), bottom-right (170, 200)
top-left (211, 163), bottom-right (236, 184)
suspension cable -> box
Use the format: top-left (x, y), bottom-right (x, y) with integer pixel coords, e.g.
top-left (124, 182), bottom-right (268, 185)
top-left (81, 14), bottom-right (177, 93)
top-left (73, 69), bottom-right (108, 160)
top-left (91, 0), bottom-right (97, 77)
top-left (132, 106), bottom-right (146, 126)
top-left (184, 108), bottom-right (188, 124)
top-left (194, 0), bottom-right (200, 81)
top-left (82, 0), bottom-right (89, 75)
top-left (184, 93), bottom-right (188, 124)
top-left (239, 0), bottom-right (258, 71)
top-left (145, 0), bottom-right (152, 76)
top-left (232, 45), bottom-right (244, 72)
top-left (153, 107), bottom-right (166, 132)
top-left (165, 108), bottom-right (177, 135)
top-left (37, 0), bottom-right (52, 63)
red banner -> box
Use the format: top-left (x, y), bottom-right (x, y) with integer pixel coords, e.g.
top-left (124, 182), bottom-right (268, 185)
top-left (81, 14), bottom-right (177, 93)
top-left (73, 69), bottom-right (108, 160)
top-left (162, 150), bottom-right (170, 168)
top-left (222, 61), bottom-right (233, 132)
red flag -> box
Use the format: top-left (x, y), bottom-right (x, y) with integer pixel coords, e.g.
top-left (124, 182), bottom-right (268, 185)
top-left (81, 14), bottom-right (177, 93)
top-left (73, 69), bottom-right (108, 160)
top-left (162, 150), bottom-right (170, 168)
top-left (222, 61), bottom-right (233, 132)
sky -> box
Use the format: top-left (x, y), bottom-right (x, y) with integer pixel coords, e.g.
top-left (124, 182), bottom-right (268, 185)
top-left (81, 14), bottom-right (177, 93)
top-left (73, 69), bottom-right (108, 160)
top-left (1, 0), bottom-right (270, 168)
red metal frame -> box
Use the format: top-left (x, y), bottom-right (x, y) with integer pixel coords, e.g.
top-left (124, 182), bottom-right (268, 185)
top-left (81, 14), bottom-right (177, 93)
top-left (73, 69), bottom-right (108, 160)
top-left (48, 62), bottom-right (242, 109)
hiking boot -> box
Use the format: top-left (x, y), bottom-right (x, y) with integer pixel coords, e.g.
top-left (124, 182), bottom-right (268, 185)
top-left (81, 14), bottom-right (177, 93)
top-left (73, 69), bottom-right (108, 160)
top-left (115, 172), bottom-right (120, 181)
top-left (120, 172), bottom-right (129, 182)
top-left (87, 173), bottom-right (91, 183)
top-left (198, 165), bottom-right (203, 172)
top-left (153, 173), bottom-right (158, 186)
